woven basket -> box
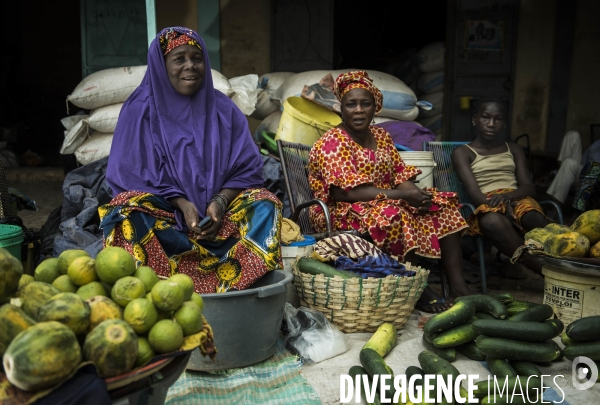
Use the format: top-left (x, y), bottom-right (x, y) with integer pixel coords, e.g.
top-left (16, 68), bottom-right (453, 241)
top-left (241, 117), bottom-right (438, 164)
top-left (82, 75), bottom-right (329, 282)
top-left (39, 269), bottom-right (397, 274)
top-left (292, 263), bottom-right (429, 333)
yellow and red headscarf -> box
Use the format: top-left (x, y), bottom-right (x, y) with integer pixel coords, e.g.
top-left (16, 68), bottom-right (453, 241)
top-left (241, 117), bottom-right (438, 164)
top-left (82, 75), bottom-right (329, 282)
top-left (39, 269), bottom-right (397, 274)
top-left (334, 71), bottom-right (383, 116)
top-left (159, 27), bottom-right (203, 56)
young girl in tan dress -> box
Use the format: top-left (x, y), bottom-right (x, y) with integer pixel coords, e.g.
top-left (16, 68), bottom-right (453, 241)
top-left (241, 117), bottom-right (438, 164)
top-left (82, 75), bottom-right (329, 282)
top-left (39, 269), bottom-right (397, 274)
top-left (452, 98), bottom-right (549, 275)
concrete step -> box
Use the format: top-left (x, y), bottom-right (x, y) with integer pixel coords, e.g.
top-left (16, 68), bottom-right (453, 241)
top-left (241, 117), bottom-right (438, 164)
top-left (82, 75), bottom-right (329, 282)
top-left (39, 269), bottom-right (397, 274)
top-left (5, 167), bottom-right (65, 184)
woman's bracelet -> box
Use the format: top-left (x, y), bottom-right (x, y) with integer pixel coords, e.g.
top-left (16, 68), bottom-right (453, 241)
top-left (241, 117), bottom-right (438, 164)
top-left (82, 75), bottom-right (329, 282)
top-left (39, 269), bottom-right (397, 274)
top-left (210, 193), bottom-right (230, 213)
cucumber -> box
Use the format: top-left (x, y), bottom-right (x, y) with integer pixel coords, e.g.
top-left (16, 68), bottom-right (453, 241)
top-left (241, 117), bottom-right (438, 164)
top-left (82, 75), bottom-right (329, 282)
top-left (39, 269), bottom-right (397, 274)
top-left (456, 341), bottom-right (487, 361)
top-left (482, 393), bottom-right (543, 404)
top-left (405, 366), bottom-right (424, 398)
top-left (486, 356), bottom-right (517, 378)
top-left (405, 365), bottom-right (424, 383)
top-left (473, 376), bottom-right (543, 399)
top-left (475, 336), bottom-right (561, 362)
top-left (423, 332), bottom-right (439, 343)
top-left (417, 350), bottom-right (460, 380)
top-left (363, 322), bottom-right (397, 358)
top-left (509, 304), bottom-right (554, 322)
top-left (296, 257), bottom-right (360, 279)
top-left (564, 341), bottom-right (600, 361)
top-left (455, 295), bottom-right (508, 319)
top-left (561, 331), bottom-right (575, 346)
top-left (507, 305), bottom-right (530, 317)
top-left (348, 365), bottom-right (381, 405)
top-left (422, 335), bottom-right (457, 362)
top-left (510, 361), bottom-right (541, 377)
top-left (472, 320), bottom-right (555, 342)
top-left (433, 323), bottom-right (479, 348)
top-left (360, 348), bottom-right (394, 377)
top-left (511, 300), bottom-right (538, 307)
top-left (544, 318), bottom-right (564, 337)
top-left (423, 300), bottom-right (476, 335)
top-left (493, 292), bottom-right (514, 305)
top-left (474, 312), bottom-right (496, 320)
top-left (565, 315), bottom-right (600, 342)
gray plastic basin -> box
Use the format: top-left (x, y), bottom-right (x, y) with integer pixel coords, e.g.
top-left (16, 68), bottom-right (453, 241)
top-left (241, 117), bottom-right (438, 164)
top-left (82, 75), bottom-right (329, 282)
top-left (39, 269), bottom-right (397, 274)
top-left (187, 270), bottom-right (293, 371)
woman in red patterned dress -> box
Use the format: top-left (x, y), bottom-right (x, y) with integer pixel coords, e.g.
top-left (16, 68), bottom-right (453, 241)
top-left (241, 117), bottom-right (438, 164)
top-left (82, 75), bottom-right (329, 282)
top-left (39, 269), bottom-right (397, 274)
top-left (308, 71), bottom-right (471, 312)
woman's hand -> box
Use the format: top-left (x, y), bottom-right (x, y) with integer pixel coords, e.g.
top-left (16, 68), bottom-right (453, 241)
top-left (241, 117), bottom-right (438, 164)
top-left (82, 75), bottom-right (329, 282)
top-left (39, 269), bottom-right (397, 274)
top-left (504, 201), bottom-right (523, 233)
top-left (176, 198), bottom-right (204, 235)
top-left (403, 187), bottom-right (433, 211)
top-left (196, 201), bottom-right (224, 240)
top-left (487, 193), bottom-right (510, 208)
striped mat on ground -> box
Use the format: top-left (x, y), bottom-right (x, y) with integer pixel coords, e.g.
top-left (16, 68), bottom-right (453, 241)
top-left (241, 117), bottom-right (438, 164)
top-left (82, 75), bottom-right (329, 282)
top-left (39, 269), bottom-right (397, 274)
top-left (165, 339), bottom-right (320, 405)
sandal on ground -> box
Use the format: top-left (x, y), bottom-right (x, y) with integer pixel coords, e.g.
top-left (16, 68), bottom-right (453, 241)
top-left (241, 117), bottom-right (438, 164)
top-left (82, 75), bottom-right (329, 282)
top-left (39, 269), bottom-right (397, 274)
top-left (415, 297), bottom-right (448, 314)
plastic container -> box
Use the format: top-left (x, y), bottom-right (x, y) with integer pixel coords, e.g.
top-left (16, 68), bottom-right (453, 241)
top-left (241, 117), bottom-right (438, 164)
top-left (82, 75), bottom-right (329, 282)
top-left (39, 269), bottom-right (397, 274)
top-left (542, 264), bottom-right (600, 326)
top-left (398, 151), bottom-right (436, 189)
top-left (281, 235), bottom-right (316, 272)
top-left (0, 224), bottom-right (23, 261)
top-left (275, 97), bottom-right (341, 146)
top-left (261, 130), bottom-right (278, 154)
top-left (186, 270), bottom-right (293, 371)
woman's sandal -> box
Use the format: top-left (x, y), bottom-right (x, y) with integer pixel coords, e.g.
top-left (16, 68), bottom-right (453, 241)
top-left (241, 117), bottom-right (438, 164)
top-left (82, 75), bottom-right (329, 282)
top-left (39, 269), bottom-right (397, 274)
top-left (415, 297), bottom-right (449, 314)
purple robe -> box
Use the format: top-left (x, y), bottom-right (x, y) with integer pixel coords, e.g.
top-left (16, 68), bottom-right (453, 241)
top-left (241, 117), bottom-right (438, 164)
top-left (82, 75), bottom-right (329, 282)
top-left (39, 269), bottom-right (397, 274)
top-left (106, 27), bottom-right (264, 229)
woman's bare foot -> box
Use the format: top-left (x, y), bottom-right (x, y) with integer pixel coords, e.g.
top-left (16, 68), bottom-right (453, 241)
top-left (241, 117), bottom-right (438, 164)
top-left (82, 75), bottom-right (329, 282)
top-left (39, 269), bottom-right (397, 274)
top-left (416, 287), bottom-right (453, 313)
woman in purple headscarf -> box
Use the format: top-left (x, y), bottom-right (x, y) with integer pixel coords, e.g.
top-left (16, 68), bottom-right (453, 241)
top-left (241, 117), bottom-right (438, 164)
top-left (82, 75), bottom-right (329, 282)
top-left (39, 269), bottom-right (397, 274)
top-left (99, 27), bottom-right (282, 294)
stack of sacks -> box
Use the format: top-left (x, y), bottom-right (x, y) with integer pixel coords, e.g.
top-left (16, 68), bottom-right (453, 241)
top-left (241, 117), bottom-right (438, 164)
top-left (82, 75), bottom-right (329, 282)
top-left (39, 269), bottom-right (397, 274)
top-left (255, 69), bottom-right (433, 140)
top-left (414, 42), bottom-right (445, 140)
top-left (276, 69), bottom-right (432, 122)
top-left (251, 72), bottom-right (295, 142)
top-left (63, 67), bottom-right (237, 166)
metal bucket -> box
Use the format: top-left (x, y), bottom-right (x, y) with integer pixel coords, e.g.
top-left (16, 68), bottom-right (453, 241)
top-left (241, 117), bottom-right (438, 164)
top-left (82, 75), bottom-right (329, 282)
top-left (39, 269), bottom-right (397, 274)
top-left (187, 270), bottom-right (293, 371)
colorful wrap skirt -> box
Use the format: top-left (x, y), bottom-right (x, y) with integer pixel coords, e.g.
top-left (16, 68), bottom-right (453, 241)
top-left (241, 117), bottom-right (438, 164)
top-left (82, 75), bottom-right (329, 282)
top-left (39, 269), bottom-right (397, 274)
top-left (99, 188), bottom-right (282, 294)
top-left (467, 188), bottom-right (544, 236)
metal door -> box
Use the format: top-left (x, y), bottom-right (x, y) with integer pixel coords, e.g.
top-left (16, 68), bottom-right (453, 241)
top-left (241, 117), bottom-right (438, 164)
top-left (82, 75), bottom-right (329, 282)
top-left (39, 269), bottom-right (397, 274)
top-left (444, 0), bottom-right (519, 141)
top-left (81, 0), bottom-right (148, 78)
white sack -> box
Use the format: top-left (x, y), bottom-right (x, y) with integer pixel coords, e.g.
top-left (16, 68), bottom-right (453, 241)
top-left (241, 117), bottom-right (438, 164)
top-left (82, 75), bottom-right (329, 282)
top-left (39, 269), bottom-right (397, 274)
top-left (417, 70), bottom-right (444, 94)
top-left (229, 74), bottom-right (259, 116)
top-left (251, 89), bottom-right (280, 120)
top-left (61, 119), bottom-right (90, 155)
top-left (68, 66), bottom-right (233, 110)
top-left (416, 42), bottom-right (445, 73)
top-left (60, 114), bottom-right (89, 131)
top-left (67, 66), bottom-right (147, 110)
top-left (88, 103), bottom-right (123, 133)
top-left (74, 131), bottom-right (113, 166)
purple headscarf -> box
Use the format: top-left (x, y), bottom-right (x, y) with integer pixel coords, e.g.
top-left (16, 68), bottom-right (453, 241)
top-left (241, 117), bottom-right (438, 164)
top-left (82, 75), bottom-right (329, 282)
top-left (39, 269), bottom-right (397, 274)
top-left (106, 27), bottom-right (264, 229)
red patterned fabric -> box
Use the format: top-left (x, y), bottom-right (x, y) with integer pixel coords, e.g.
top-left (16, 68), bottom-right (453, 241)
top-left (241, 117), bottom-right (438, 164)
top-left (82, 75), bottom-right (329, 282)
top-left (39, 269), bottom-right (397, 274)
top-left (467, 188), bottom-right (545, 236)
top-left (334, 71), bottom-right (383, 116)
top-left (159, 28), bottom-right (202, 55)
top-left (308, 126), bottom-right (468, 259)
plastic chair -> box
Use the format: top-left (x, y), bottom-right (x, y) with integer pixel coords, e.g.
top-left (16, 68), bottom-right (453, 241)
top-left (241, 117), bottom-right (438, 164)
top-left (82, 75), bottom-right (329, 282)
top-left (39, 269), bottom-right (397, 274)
top-left (277, 140), bottom-right (332, 239)
top-left (423, 141), bottom-right (564, 295)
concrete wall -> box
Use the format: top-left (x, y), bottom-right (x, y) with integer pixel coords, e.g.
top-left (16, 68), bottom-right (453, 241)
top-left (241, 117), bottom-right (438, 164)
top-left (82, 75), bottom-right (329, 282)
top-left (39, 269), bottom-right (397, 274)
top-left (511, 0), bottom-right (557, 152)
top-left (220, 0), bottom-right (271, 78)
top-left (566, 0), bottom-right (600, 151)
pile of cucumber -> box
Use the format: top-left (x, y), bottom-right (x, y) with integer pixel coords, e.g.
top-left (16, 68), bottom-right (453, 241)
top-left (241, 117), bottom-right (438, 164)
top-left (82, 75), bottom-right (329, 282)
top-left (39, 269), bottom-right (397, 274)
top-left (561, 315), bottom-right (600, 379)
top-left (417, 294), bottom-right (564, 404)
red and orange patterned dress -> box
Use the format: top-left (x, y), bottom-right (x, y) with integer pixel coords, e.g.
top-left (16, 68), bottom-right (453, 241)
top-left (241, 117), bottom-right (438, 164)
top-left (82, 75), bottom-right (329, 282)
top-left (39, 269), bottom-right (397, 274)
top-left (308, 126), bottom-right (468, 260)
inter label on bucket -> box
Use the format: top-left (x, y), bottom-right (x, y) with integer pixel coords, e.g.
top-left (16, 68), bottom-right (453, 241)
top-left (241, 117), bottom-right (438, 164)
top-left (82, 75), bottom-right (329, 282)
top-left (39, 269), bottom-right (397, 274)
top-left (543, 280), bottom-right (584, 325)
